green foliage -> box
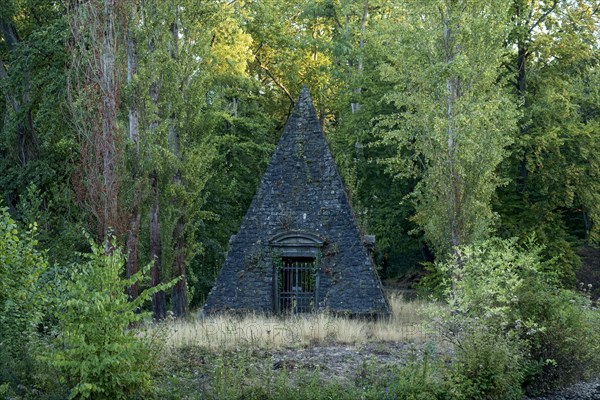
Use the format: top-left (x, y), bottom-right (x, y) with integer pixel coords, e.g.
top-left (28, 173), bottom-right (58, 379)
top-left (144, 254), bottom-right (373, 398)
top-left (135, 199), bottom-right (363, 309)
top-left (157, 345), bottom-right (448, 400)
top-left (428, 239), bottom-right (530, 398)
top-left (0, 207), bottom-right (48, 388)
top-left (0, 2), bottom-right (83, 267)
top-left (495, 0), bottom-right (600, 272)
top-left (445, 328), bottom-right (524, 400)
top-left (371, 348), bottom-right (446, 400)
top-left (432, 237), bottom-right (600, 393)
top-left (514, 280), bottom-right (600, 392)
top-left (1, 1), bottom-right (600, 396)
top-left (376, 0), bottom-right (517, 257)
top-left (193, 83), bottom-right (277, 305)
top-left (437, 238), bottom-right (544, 328)
top-left (416, 261), bottom-right (445, 300)
top-left (326, 2), bottom-right (429, 277)
top-left (44, 237), bottom-right (174, 399)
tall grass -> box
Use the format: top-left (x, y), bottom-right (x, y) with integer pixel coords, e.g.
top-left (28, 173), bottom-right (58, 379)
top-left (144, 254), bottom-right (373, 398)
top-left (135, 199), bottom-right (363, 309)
top-left (157, 293), bottom-right (428, 350)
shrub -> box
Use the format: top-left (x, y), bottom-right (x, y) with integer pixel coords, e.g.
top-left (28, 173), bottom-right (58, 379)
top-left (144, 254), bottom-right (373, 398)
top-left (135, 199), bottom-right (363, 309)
top-left (445, 327), bottom-right (524, 400)
top-left (432, 237), bottom-right (600, 394)
top-left (381, 349), bottom-right (446, 400)
top-left (515, 282), bottom-right (600, 392)
top-left (0, 207), bottom-right (48, 390)
top-left (44, 237), bottom-right (174, 399)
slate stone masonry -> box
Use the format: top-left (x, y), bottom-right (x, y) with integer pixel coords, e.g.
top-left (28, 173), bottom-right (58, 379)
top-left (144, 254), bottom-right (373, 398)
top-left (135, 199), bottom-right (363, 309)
top-left (203, 87), bottom-right (390, 317)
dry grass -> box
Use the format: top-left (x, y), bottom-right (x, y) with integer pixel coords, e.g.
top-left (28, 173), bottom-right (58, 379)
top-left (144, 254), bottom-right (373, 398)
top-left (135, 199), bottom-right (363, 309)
top-left (156, 293), bottom-right (430, 351)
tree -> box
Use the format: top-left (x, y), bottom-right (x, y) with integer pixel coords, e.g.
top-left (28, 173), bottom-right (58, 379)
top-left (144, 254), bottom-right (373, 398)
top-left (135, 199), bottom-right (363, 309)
top-left (0, 2), bottom-right (84, 265)
top-left (378, 0), bottom-right (517, 258)
top-left (125, 0), bottom-right (249, 317)
top-left (496, 0), bottom-right (600, 276)
top-left (125, 0), bottom-right (141, 300)
top-left (326, 0), bottom-right (427, 276)
top-left (0, 17), bottom-right (37, 169)
top-left (68, 0), bottom-right (126, 245)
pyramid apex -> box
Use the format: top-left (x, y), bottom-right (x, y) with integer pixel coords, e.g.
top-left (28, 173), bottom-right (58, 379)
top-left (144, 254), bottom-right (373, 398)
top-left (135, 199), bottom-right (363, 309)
top-left (298, 85), bottom-right (311, 102)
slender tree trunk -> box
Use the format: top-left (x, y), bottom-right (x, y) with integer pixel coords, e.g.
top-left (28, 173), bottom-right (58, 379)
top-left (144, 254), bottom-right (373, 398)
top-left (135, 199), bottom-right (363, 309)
top-left (126, 211), bottom-right (140, 299)
top-left (127, 11), bottom-right (139, 148)
top-left (169, 15), bottom-right (187, 317)
top-left (351, 1), bottom-right (368, 114)
top-left (443, 8), bottom-right (463, 267)
top-left (101, 0), bottom-right (118, 245)
top-left (150, 170), bottom-right (166, 320)
top-left (172, 212), bottom-right (187, 317)
top-left (513, 0), bottom-right (559, 195)
top-left (232, 97), bottom-right (238, 118)
top-left (125, 6), bottom-right (140, 299)
top-left (169, 114), bottom-right (187, 317)
top-left (102, 0), bottom-right (121, 253)
top-left (146, 1), bottom-right (166, 319)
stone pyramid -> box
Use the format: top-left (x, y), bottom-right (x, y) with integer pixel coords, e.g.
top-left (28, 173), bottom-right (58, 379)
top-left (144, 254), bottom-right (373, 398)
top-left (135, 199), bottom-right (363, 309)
top-left (203, 87), bottom-right (390, 317)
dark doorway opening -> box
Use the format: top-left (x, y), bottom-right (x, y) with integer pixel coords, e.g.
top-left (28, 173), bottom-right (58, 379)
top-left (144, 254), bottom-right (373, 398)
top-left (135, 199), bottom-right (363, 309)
top-left (277, 257), bottom-right (316, 313)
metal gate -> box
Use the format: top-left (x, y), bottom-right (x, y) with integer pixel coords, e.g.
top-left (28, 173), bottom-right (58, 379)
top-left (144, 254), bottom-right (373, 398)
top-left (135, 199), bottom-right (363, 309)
top-left (277, 257), bottom-right (317, 313)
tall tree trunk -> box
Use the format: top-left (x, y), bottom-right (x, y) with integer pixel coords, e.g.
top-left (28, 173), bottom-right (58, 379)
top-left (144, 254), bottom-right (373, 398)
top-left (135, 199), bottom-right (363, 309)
top-left (443, 7), bottom-right (463, 267)
top-left (169, 115), bottom-right (187, 317)
top-left (126, 210), bottom-right (140, 299)
top-left (171, 212), bottom-right (187, 317)
top-left (125, 7), bottom-right (140, 299)
top-left (146, 1), bottom-right (166, 319)
top-left (68, 0), bottom-right (123, 245)
top-left (100, 0), bottom-right (119, 250)
top-left (150, 170), bottom-right (166, 320)
top-left (169, 15), bottom-right (187, 317)
top-left (351, 1), bottom-right (368, 114)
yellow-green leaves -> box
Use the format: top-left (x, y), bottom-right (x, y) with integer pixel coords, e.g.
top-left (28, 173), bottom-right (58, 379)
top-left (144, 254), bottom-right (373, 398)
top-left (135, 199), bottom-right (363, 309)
top-left (378, 0), bottom-right (517, 257)
top-left (45, 236), bottom-right (176, 399)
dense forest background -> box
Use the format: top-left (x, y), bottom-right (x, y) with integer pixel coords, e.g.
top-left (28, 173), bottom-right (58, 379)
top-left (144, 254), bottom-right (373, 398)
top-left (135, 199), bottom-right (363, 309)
top-left (1, 0), bottom-right (599, 319)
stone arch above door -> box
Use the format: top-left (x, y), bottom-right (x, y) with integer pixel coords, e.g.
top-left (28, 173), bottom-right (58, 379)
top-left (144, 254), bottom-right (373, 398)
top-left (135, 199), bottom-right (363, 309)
top-left (269, 230), bottom-right (324, 257)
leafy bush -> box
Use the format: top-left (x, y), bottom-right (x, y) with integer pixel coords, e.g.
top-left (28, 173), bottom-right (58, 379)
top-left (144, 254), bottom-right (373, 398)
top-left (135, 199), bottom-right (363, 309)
top-left (445, 327), bottom-right (524, 400)
top-left (44, 237), bottom-right (174, 399)
top-left (0, 207), bottom-right (48, 389)
top-left (432, 237), bottom-right (600, 395)
top-left (380, 349), bottom-right (446, 400)
top-left (515, 280), bottom-right (600, 392)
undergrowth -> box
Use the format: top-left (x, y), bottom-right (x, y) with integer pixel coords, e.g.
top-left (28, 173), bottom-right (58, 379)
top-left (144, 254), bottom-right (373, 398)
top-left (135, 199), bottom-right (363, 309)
top-left (155, 343), bottom-right (446, 400)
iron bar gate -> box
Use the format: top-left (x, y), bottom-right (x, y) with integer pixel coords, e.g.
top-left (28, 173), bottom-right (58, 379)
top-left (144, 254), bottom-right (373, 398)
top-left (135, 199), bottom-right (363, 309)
top-left (277, 257), bottom-right (317, 313)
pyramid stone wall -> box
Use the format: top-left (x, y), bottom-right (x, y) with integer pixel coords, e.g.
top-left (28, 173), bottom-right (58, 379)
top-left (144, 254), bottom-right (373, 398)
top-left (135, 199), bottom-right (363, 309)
top-left (203, 88), bottom-right (389, 317)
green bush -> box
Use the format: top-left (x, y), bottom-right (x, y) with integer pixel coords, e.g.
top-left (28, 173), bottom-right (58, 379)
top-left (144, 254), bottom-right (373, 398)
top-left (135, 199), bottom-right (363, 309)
top-left (432, 237), bottom-right (600, 395)
top-left (0, 207), bottom-right (48, 390)
top-left (445, 328), bottom-right (524, 400)
top-left (515, 281), bottom-right (600, 392)
top-left (44, 237), bottom-right (174, 399)
top-left (381, 351), bottom-right (446, 400)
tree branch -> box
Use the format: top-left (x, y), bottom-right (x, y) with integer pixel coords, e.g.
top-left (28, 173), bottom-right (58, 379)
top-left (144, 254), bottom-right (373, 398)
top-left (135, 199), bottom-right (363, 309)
top-left (331, 5), bottom-right (344, 31)
top-left (0, 20), bottom-right (20, 52)
top-left (259, 63), bottom-right (295, 105)
top-left (0, 58), bottom-right (19, 113)
top-left (529, 0), bottom-right (559, 33)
